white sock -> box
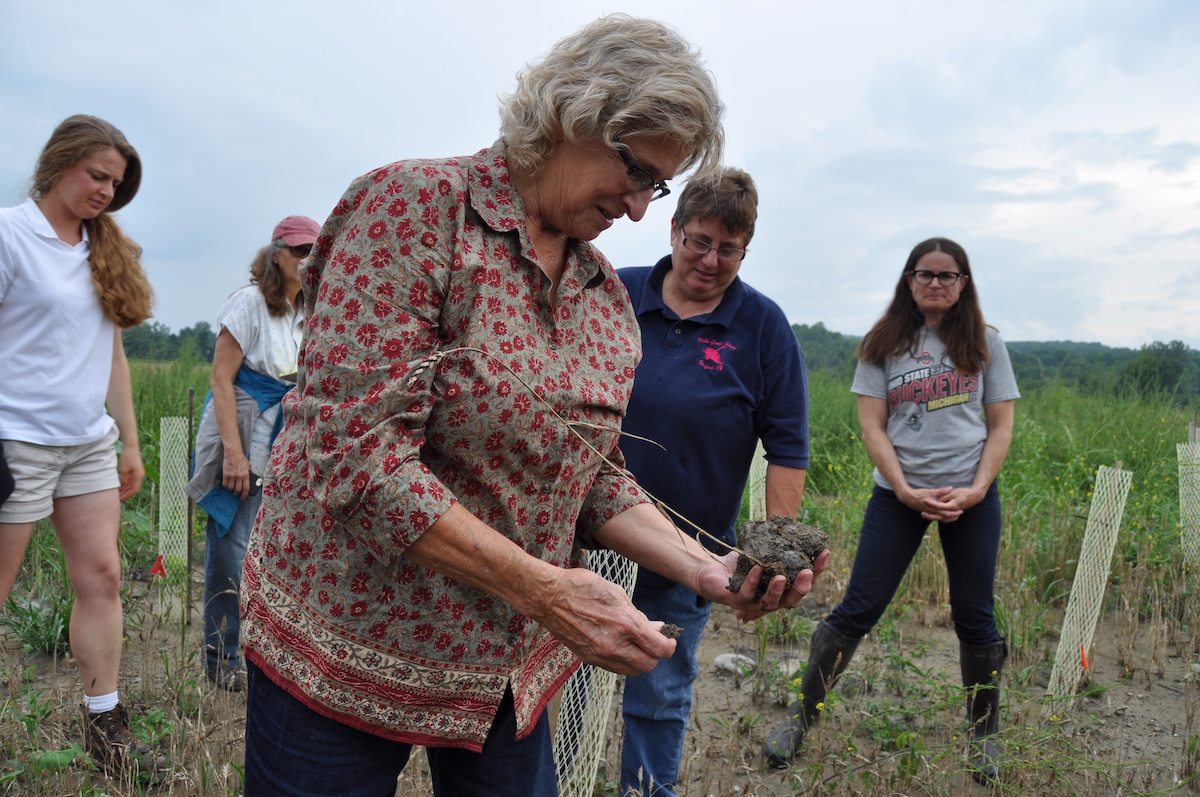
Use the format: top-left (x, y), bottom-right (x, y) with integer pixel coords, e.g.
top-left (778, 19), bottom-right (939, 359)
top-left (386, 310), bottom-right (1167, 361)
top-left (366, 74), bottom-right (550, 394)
top-left (83, 691), bottom-right (119, 714)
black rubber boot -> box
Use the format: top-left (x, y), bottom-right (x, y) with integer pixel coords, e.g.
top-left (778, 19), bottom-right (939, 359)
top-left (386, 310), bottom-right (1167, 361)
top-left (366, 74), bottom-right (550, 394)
top-left (762, 622), bottom-right (861, 768)
top-left (960, 639), bottom-right (1008, 784)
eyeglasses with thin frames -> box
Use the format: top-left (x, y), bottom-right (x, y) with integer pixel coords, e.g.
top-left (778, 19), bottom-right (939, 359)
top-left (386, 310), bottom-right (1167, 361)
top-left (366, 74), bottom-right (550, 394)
top-left (909, 270), bottom-right (965, 286)
top-left (681, 236), bottom-right (748, 262)
top-left (615, 143), bottom-right (671, 201)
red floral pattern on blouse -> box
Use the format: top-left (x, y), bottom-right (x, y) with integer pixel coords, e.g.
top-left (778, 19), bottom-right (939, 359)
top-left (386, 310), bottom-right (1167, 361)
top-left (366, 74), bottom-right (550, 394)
top-left (241, 140), bottom-right (648, 750)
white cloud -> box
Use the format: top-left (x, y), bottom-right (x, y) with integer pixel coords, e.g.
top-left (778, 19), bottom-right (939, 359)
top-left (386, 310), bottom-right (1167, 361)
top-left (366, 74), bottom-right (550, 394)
top-left (2, 0), bottom-right (1198, 350)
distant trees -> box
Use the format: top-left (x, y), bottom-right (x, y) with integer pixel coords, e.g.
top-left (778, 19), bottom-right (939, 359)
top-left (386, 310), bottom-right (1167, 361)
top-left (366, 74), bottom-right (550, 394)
top-left (792, 322), bottom-right (859, 376)
top-left (1115, 340), bottom-right (1200, 400)
top-left (792, 324), bottom-right (1199, 404)
top-left (129, 315), bottom-right (1199, 404)
top-left (1004, 340), bottom-right (1135, 395)
top-left (124, 320), bottom-right (216, 362)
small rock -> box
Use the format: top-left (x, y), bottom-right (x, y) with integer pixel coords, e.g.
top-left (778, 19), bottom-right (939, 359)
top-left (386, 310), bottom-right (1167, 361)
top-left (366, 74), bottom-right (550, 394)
top-left (778, 657), bottom-right (804, 677)
top-left (714, 653), bottom-right (756, 675)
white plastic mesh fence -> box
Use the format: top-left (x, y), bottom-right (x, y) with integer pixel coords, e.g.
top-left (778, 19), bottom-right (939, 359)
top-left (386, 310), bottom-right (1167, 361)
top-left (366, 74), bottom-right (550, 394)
top-left (551, 442), bottom-right (767, 793)
top-left (158, 416), bottom-right (189, 563)
top-left (1179, 442), bottom-right (1200, 565)
top-left (553, 548), bottom-right (639, 797)
top-left (747, 440), bottom-right (768, 522)
top-left (1045, 465), bottom-right (1132, 703)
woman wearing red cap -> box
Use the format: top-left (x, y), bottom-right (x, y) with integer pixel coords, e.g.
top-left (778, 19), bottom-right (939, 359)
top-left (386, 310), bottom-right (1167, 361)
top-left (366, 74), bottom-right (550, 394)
top-left (185, 214), bottom-right (318, 690)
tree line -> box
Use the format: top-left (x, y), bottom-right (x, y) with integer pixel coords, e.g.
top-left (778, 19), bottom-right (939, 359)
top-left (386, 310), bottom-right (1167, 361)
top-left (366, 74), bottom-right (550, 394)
top-left (122, 318), bottom-right (1200, 403)
top-left (792, 323), bottom-right (1200, 403)
top-left (124, 320), bottom-right (217, 362)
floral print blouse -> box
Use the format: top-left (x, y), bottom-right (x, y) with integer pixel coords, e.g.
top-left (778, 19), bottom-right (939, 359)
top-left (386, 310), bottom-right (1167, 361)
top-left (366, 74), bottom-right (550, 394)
top-left (241, 140), bottom-right (648, 749)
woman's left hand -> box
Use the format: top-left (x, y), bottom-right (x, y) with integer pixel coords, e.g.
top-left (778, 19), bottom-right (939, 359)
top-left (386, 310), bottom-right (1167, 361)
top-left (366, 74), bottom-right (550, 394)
top-left (117, 446), bottom-right (145, 501)
top-left (921, 486), bottom-right (986, 522)
top-left (945, 486), bottom-right (987, 511)
top-left (699, 549), bottom-right (830, 622)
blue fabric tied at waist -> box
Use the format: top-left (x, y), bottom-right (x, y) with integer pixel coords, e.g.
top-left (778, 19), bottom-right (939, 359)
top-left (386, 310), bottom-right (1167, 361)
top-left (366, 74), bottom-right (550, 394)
top-left (196, 364), bottom-right (293, 537)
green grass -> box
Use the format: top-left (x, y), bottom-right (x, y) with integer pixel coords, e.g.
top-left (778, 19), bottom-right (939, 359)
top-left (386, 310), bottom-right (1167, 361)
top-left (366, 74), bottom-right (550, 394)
top-left (2, 364), bottom-right (1198, 795)
top-left (740, 371), bottom-right (1199, 795)
top-left (797, 371), bottom-right (1195, 600)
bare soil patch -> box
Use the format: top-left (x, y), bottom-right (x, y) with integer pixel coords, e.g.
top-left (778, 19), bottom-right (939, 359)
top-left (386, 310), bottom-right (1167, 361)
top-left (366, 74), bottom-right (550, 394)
top-left (3, 573), bottom-right (1197, 796)
top-left (602, 600), bottom-right (1199, 796)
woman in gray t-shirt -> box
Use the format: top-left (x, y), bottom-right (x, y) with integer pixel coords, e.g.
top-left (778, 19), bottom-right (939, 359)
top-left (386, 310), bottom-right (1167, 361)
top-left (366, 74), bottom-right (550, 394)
top-left (764, 237), bottom-right (1019, 784)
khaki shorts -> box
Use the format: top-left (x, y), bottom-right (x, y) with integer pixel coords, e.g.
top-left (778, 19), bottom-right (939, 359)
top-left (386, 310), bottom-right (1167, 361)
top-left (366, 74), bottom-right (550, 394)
top-left (0, 425), bottom-right (121, 524)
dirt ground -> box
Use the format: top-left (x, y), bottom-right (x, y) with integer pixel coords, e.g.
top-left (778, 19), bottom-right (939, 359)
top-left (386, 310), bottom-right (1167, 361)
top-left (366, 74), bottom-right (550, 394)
top-left (3, 585), bottom-right (1197, 796)
top-left (637, 601), bottom-right (1200, 796)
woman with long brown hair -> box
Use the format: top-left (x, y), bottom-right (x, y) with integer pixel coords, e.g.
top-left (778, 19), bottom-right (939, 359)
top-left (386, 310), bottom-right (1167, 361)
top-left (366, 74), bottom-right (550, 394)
top-left (0, 114), bottom-right (166, 776)
top-left (763, 237), bottom-right (1020, 783)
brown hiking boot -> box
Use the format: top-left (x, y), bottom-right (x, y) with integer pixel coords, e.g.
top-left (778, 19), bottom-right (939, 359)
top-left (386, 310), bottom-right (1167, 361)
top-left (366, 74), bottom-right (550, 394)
top-left (81, 703), bottom-right (170, 778)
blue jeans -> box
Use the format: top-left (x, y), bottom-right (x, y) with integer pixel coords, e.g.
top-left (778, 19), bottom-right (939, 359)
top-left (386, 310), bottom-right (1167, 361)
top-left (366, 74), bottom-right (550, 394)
top-left (202, 494), bottom-right (259, 672)
top-left (243, 661), bottom-right (558, 796)
top-left (620, 581), bottom-right (712, 797)
top-left (827, 483), bottom-right (1004, 646)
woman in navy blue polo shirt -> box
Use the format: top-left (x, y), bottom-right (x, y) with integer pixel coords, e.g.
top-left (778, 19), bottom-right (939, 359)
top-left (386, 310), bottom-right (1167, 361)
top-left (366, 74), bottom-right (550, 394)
top-left (617, 167), bottom-right (821, 797)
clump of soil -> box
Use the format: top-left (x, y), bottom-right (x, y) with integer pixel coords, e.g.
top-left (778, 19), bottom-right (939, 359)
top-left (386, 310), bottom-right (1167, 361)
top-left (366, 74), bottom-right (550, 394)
top-left (727, 515), bottom-right (828, 600)
top-left (660, 623), bottom-right (684, 639)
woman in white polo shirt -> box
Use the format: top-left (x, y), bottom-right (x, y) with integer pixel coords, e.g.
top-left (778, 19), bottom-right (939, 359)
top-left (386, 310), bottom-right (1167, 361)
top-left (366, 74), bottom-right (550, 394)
top-left (0, 114), bottom-right (165, 776)
top-left (185, 215), bottom-right (314, 691)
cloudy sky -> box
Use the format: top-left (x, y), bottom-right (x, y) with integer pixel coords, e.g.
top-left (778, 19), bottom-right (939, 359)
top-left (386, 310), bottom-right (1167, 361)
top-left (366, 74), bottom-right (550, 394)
top-left (3, 0), bottom-right (1197, 350)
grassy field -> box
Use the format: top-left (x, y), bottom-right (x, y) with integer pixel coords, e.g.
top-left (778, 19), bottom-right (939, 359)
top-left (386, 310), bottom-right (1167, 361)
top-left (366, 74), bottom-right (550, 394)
top-left (1, 363), bottom-right (1198, 795)
top-left (735, 374), bottom-right (1200, 796)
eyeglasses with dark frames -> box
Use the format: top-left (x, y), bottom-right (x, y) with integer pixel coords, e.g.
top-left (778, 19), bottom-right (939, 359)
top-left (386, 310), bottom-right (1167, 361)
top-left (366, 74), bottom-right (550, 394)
top-left (287, 244), bottom-right (313, 258)
top-left (615, 142), bottom-right (671, 201)
top-left (680, 236), bottom-right (748, 263)
top-left (909, 270), bottom-right (965, 286)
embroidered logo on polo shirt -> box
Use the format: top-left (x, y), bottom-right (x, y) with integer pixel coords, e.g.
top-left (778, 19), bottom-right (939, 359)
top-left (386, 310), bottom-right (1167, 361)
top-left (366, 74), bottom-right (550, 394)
top-left (698, 338), bottom-right (735, 371)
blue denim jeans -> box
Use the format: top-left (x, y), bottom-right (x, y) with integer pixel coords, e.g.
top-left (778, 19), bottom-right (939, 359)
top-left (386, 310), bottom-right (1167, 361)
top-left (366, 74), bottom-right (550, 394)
top-left (620, 581), bottom-right (712, 797)
top-left (826, 483), bottom-right (1004, 646)
top-left (202, 495), bottom-right (259, 672)
top-left (243, 661), bottom-right (558, 796)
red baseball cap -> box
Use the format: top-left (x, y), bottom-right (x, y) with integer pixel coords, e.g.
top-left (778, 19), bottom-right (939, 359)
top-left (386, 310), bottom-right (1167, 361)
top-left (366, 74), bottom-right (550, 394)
top-left (272, 215), bottom-right (321, 246)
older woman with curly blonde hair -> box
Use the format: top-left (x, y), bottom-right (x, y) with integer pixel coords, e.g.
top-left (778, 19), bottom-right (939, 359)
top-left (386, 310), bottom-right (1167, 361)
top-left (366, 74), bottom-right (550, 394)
top-left (0, 114), bottom-right (165, 777)
top-left (239, 14), bottom-right (822, 797)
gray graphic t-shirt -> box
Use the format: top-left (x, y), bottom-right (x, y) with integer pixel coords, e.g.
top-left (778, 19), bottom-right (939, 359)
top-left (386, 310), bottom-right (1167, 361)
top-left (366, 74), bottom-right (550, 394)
top-left (851, 326), bottom-right (1020, 490)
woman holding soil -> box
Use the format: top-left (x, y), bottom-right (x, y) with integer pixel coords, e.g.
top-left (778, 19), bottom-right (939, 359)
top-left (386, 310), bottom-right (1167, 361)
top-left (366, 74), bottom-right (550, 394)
top-left (0, 114), bottom-right (167, 777)
top-left (185, 214), bottom-right (317, 691)
top-left (761, 237), bottom-right (1019, 783)
top-left (239, 15), bottom-right (823, 797)
top-left (616, 167), bottom-right (819, 797)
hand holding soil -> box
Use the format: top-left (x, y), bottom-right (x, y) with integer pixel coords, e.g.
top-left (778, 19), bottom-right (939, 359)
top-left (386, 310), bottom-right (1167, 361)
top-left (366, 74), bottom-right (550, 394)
top-left (695, 546), bottom-right (825, 623)
top-left (727, 515), bottom-right (830, 601)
